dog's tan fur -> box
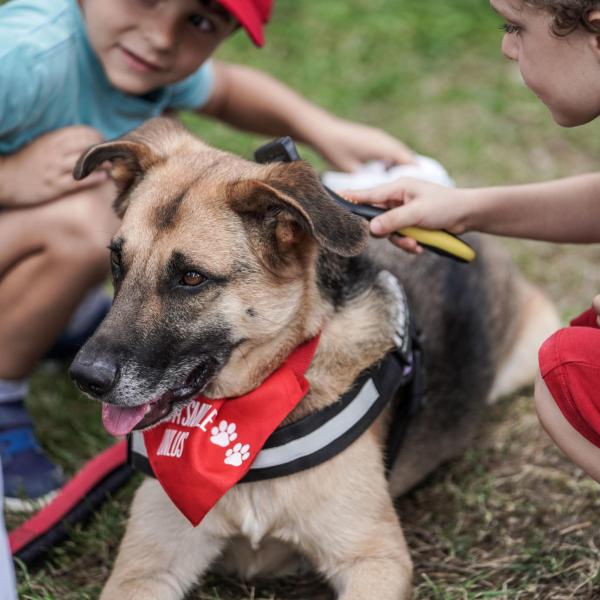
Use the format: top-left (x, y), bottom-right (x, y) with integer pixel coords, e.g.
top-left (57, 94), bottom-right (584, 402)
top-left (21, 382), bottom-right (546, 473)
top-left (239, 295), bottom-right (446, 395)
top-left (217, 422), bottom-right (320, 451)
top-left (70, 118), bottom-right (559, 600)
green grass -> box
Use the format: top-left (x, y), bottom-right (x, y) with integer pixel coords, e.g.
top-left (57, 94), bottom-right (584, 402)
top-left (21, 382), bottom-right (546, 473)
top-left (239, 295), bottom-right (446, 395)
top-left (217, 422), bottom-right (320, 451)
top-left (7, 0), bottom-right (600, 598)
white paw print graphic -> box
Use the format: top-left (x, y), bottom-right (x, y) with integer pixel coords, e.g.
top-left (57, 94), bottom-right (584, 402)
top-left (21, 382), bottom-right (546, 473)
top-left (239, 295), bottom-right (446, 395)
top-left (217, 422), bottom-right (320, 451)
top-left (210, 420), bottom-right (238, 448)
top-left (224, 443), bottom-right (251, 467)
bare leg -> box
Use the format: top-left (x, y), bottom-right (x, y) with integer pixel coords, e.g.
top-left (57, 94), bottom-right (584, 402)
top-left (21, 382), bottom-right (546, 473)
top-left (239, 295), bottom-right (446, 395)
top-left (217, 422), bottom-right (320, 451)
top-left (0, 180), bottom-right (118, 378)
top-left (102, 479), bottom-right (227, 600)
top-left (534, 371), bottom-right (600, 484)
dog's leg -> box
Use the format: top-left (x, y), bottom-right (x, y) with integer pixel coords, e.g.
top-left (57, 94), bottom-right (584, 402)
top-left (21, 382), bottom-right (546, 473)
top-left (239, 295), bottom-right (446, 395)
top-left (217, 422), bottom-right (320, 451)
top-left (488, 282), bottom-right (560, 402)
top-left (101, 479), bottom-right (227, 600)
top-left (326, 518), bottom-right (412, 599)
top-left (299, 493), bottom-right (413, 600)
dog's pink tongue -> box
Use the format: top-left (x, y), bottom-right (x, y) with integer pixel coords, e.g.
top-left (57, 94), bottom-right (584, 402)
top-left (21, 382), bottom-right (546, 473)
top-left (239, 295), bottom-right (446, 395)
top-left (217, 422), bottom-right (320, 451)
top-left (102, 403), bottom-right (148, 436)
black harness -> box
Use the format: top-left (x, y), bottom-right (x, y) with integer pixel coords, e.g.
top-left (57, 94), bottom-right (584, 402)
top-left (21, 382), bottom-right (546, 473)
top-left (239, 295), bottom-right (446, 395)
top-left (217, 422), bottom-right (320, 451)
top-left (129, 271), bottom-right (426, 481)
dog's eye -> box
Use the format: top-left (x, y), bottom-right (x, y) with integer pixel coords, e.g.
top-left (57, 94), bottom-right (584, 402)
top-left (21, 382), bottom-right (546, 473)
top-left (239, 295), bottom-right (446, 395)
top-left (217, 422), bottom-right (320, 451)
top-left (181, 271), bottom-right (205, 287)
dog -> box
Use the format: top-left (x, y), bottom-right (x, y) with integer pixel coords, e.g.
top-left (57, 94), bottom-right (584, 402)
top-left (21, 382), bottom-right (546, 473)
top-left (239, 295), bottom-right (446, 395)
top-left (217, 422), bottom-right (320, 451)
top-left (69, 117), bottom-right (559, 600)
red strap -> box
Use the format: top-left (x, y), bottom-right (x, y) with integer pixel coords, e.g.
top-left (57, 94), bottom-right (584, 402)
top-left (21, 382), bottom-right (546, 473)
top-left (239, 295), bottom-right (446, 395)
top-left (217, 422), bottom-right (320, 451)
top-left (9, 441), bottom-right (127, 554)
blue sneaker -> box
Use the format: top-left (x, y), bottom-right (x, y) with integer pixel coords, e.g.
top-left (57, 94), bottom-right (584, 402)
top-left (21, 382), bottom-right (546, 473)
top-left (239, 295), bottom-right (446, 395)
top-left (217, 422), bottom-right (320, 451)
top-left (0, 400), bottom-right (64, 512)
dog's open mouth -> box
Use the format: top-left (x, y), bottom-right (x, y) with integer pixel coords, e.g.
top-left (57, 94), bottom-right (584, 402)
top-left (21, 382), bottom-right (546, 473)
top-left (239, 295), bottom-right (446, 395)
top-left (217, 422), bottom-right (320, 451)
top-left (101, 362), bottom-right (216, 436)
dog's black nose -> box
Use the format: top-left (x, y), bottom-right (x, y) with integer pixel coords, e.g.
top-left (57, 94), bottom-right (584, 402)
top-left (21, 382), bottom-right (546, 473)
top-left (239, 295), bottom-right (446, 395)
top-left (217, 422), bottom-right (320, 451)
top-left (69, 357), bottom-right (120, 398)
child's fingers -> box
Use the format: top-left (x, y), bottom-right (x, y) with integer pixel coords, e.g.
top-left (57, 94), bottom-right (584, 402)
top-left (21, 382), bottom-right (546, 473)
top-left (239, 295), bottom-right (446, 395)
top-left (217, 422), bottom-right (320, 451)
top-left (341, 182), bottom-right (407, 206)
top-left (44, 127), bottom-right (104, 159)
top-left (389, 234), bottom-right (423, 254)
top-left (56, 170), bottom-right (108, 195)
top-left (72, 170), bottom-right (109, 190)
top-left (63, 151), bottom-right (91, 175)
top-left (385, 143), bottom-right (416, 166)
top-left (61, 126), bottom-right (104, 152)
top-left (331, 155), bottom-right (362, 173)
top-left (370, 203), bottom-right (421, 237)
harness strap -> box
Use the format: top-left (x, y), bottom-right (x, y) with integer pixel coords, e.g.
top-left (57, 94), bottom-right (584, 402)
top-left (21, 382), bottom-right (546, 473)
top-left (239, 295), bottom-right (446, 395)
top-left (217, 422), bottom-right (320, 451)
top-left (130, 347), bottom-right (413, 482)
top-left (244, 348), bottom-right (412, 481)
top-left (9, 442), bottom-right (132, 565)
top-left (384, 323), bottom-right (427, 473)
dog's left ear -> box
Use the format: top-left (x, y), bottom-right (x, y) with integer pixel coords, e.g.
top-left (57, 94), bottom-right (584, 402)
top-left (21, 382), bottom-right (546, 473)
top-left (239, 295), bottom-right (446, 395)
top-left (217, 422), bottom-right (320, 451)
top-left (74, 139), bottom-right (161, 217)
top-left (228, 161), bottom-right (369, 257)
top-left (73, 118), bottom-right (186, 217)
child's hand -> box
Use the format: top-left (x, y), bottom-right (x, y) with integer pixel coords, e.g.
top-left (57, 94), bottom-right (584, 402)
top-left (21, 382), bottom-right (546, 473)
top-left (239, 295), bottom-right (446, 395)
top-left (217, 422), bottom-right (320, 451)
top-left (0, 126), bottom-right (108, 207)
top-left (343, 178), bottom-right (471, 253)
top-left (312, 117), bottom-right (415, 171)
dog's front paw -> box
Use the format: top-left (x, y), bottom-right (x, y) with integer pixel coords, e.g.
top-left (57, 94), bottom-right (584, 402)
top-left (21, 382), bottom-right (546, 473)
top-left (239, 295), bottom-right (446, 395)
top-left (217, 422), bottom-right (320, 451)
top-left (101, 577), bottom-right (183, 600)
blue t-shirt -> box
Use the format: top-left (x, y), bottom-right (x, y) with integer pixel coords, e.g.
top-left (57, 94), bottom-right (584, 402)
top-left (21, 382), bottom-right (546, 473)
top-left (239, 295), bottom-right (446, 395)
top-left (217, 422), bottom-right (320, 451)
top-left (0, 0), bottom-right (215, 154)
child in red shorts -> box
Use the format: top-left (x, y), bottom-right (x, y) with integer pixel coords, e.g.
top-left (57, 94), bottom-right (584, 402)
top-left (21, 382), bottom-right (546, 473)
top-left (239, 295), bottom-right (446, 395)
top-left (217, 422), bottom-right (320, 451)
top-left (345, 0), bottom-right (600, 483)
top-left (536, 304), bottom-right (600, 482)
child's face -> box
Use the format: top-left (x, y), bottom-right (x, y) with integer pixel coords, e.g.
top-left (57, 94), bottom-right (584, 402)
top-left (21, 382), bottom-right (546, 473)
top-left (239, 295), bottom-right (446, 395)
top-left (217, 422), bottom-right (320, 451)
top-left (79, 0), bottom-right (237, 96)
top-left (492, 0), bottom-right (600, 126)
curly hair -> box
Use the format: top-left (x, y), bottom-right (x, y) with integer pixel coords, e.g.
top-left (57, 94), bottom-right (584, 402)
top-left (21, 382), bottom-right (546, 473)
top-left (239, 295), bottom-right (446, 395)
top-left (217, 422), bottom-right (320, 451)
top-left (525, 1), bottom-right (600, 35)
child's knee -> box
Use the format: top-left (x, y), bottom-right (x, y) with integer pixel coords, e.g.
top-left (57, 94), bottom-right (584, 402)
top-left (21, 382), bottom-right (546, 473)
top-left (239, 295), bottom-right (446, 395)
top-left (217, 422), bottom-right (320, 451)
top-left (536, 326), bottom-right (600, 451)
top-left (534, 369), bottom-right (554, 428)
top-left (535, 328), bottom-right (572, 436)
top-left (47, 182), bottom-right (118, 272)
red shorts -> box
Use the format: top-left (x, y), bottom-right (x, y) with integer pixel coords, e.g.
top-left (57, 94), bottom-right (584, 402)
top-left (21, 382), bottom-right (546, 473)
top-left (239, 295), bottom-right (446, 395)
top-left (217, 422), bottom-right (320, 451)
top-left (538, 307), bottom-right (600, 449)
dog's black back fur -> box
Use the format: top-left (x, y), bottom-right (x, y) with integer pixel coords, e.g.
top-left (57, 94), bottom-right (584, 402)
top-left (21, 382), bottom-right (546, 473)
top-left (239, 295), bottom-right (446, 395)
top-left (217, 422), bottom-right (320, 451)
top-left (317, 233), bottom-right (520, 489)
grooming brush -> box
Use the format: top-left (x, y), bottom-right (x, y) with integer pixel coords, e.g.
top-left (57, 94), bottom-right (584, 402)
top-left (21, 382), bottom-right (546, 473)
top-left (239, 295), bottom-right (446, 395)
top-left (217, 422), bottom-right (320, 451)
top-left (254, 137), bottom-right (476, 263)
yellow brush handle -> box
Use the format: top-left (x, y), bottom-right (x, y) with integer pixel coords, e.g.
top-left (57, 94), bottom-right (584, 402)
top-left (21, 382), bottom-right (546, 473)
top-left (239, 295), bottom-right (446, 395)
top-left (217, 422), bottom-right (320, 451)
top-left (327, 188), bottom-right (476, 263)
top-left (398, 227), bottom-right (476, 263)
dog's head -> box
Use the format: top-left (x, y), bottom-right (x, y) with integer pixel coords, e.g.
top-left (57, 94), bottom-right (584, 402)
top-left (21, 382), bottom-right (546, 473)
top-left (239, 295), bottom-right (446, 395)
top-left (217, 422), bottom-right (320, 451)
top-left (68, 118), bottom-right (369, 434)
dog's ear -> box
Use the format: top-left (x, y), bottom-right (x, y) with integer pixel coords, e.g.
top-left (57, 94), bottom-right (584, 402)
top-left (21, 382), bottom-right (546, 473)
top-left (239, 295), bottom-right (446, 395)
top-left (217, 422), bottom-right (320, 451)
top-left (228, 161), bottom-right (369, 258)
top-left (73, 118), bottom-right (185, 217)
top-left (74, 140), bottom-right (160, 217)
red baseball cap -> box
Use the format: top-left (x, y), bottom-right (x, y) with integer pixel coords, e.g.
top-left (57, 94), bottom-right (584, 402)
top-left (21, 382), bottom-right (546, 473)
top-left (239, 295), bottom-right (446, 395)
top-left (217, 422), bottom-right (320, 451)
top-left (217, 0), bottom-right (273, 47)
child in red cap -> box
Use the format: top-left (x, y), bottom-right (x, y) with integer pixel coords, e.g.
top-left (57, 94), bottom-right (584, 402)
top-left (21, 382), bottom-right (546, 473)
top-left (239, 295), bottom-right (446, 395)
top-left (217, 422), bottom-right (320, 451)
top-left (0, 0), bottom-right (416, 511)
top-left (345, 0), bottom-right (600, 483)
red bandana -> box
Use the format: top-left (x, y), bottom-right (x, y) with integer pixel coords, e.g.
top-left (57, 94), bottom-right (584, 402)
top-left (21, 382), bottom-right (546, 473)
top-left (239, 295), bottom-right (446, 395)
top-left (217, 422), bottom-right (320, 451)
top-left (143, 336), bottom-right (319, 526)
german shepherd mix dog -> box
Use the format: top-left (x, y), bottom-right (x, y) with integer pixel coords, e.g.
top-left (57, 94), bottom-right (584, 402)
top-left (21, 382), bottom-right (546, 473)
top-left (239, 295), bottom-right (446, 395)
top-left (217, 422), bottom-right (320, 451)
top-left (70, 118), bottom-right (558, 600)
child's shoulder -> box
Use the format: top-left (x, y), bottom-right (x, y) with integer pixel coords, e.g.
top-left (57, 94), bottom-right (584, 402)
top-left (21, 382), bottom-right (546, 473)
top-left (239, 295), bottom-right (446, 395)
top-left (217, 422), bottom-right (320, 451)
top-left (0, 0), bottom-right (83, 148)
top-left (0, 0), bottom-right (77, 64)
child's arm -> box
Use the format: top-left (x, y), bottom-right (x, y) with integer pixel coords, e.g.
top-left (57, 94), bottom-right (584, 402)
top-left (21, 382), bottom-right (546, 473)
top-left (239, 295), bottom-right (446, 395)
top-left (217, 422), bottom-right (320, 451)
top-left (0, 127), bottom-right (108, 208)
top-left (199, 61), bottom-right (415, 170)
top-left (345, 173), bottom-right (600, 251)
